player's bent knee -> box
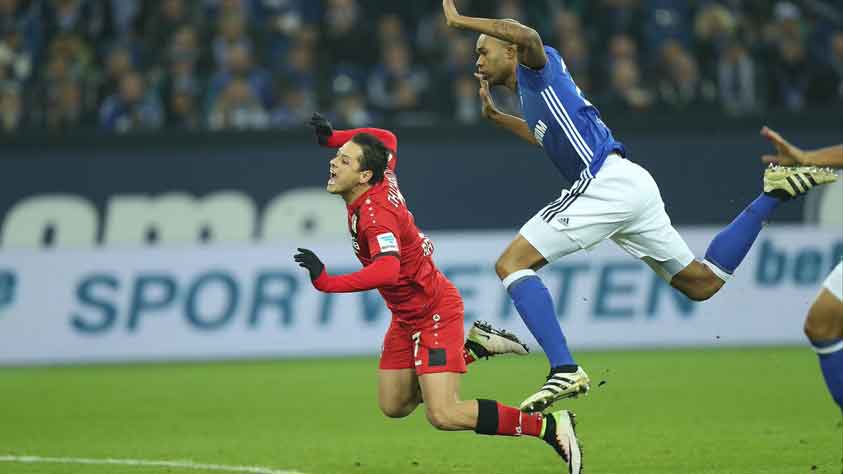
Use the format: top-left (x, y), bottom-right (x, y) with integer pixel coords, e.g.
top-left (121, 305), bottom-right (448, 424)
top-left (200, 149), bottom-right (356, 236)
top-left (380, 404), bottom-right (414, 419)
top-left (378, 399), bottom-right (416, 419)
top-left (673, 267), bottom-right (723, 302)
top-left (494, 255), bottom-right (516, 280)
top-left (803, 305), bottom-right (839, 341)
top-left (423, 405), bottom-right (457, 431)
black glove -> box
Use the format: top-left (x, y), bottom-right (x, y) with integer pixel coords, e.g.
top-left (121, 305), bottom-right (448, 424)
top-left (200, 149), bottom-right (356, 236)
top-left (294, 248), bottom-right (325, 280)
top-left (308, 112), bottom-right (333, 146)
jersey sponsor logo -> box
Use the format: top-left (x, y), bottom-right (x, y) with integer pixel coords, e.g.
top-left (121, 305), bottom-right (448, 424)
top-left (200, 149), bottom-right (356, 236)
top-left (376, 232), bottom-right (399, 253)
top-left (533, 120), bottom-right (548, 148)
top-left (558, 217), bottom-right (570, 226)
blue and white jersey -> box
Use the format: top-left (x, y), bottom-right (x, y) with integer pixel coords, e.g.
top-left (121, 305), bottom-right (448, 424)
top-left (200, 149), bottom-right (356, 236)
top-left (517, 46), bottom-right (625, 184)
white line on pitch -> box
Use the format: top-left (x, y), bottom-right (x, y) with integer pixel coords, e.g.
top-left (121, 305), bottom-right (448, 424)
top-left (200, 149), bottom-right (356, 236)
top-left (0, 455), bottom-right (307, 474)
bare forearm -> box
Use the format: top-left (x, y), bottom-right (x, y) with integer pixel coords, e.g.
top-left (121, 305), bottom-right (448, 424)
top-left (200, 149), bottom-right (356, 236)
top-left (450, 16), bottom-right (539, 49)
top-left (804, 145), bottom-right (843, 168)
top-left (489, 112), bottom-right (538, 146)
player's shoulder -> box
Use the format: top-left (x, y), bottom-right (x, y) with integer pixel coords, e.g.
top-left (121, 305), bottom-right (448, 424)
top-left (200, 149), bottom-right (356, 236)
top-left (357, 190), bottom-right (402, 229)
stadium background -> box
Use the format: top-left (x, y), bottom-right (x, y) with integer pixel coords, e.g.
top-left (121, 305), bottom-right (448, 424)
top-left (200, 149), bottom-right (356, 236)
top-left (1, 1), bottom-right (842, 473)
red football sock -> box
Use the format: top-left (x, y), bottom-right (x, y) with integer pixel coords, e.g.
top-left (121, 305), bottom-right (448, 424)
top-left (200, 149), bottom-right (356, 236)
top-left (474, 399), bottom-right (543, 437)
top-left (462, 347), bottom-right (476, 365)
top-left (496, 402), bottom-right (543, 437)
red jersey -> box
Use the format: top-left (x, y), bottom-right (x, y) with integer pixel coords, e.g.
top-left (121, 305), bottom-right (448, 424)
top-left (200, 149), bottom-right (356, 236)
top-left (325, 128), bottom-right (447, 321)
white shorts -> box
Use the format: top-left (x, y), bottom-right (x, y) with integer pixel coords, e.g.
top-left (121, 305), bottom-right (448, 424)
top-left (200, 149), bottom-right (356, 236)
top-left (520, 154), bottom-right (695, 282)
top-left (823, 262), bottom-right (843, 301)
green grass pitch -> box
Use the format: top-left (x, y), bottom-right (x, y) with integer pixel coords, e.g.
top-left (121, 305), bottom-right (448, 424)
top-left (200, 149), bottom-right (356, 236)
top-left (1, 347), bottom-right (841, 474)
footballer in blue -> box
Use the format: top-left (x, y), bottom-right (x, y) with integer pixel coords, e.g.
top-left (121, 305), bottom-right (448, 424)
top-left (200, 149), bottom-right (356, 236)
top-left (442, 0), bottom-right (838, 414)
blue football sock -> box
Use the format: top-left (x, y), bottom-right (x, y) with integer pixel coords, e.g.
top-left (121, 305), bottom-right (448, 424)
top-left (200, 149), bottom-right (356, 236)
top-left (506, 273), bottom-right (575, 368)
top-left (813, 340), bottom-right (843, 411)
top-left (704, 194), bottom-right (782, 275)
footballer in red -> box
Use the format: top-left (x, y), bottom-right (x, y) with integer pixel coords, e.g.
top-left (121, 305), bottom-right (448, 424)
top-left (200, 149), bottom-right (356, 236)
top-left (293, 113), bottom-right (580, 467)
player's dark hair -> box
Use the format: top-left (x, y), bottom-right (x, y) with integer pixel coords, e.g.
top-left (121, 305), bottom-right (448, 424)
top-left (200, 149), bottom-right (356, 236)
top-left (351, 133), bottom-right (390, 185)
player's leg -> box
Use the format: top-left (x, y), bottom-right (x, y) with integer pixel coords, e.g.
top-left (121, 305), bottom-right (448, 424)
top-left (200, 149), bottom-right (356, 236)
top-left (377, 319), bottom-right (422, 418)
top-left (702, 166), bottom-right (836, 286)
top-left (378, 369), bottom-right (421, 418)
top-left (806, 263), bottom-right (843, 411)
top-left (417, 372), bottom-right (582, 472)
top-left (497, 229), bottom-right (592, 412)
top-left (495, 232), bottom-right (574, 369)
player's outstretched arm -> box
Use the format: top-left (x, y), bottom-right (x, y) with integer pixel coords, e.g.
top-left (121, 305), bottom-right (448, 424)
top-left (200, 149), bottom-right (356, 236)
top-left (442, 0), bottom-right (546, 69)
top-left (476, 74), bottom-right (538, 146)
top-left (761, 126), bottom-right (843, 169)
top-left (308, 113), bottom-right (397, 152)
top-left (294, 248), bottom-right (400, 293)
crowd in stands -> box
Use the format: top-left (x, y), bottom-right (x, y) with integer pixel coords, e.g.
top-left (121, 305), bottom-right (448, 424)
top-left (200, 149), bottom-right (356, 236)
top-left (0, 0), bottom-right (841, 134)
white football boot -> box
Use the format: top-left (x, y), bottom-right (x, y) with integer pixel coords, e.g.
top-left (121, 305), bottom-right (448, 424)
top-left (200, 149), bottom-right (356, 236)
top-left (520, 367), bottom-right (590, 413)
top-left (465, 320), bottom-right (529, 359)
top-left (542, 410), bottom-right (583, 474)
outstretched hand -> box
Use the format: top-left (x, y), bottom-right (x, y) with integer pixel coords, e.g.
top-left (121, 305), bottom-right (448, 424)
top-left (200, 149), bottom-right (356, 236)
top-left (308, 112), bottom-right (333, 146)
top-left (760, 126), bottom-right (805, 166)
top-left (294, 248), bottom-right (325, 281)
top-left (474, 73), bottom-right (498, 119)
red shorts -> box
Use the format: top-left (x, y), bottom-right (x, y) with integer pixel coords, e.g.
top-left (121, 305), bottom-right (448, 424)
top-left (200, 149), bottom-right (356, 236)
top-left (378, 287), bottom-right (466, 375)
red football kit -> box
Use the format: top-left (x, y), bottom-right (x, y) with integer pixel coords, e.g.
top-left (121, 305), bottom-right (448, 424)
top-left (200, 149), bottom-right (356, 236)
top-left (313, 127), bottom-right (467, 375)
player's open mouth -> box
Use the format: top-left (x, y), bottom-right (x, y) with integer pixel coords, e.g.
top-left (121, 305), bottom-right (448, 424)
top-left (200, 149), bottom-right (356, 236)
top-left (328, 170), bottom-right (337, 185)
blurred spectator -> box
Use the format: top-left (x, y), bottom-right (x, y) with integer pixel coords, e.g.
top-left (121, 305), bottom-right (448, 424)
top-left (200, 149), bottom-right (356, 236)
top-left (47, 32), bottom-right (93, 80)
top-left (280, 39), bottom-right (316, 93)
top-left (718, 40), bottom-right (758, 116)
top-left (99, 71), bottom-right (164, 133)
top-left (768, 36), bottom-right (813, 111)
top-left (40, 0), bottom-right (111, 43)
top-left (552, 8), bottom-right (584, 46)
top-left (212, 12), bottom-right (253, 70)
top-left (208, 43), bottom-right (272, 108)
top-left (377, 13), bottom-right (406, 48)
top-left (603, 57), bottom-right (653, 110)
top-left (559, 33), bottom-right (591, 92)
top-left (694, 2), bottom-right (738, 80)
top-left (496, 0), bottom-right (526, 24)
top-left (203, 0), bottom-right (253, 23)
top-left (208, 77), bottom-right (269, 130)
top-left (160, 25), bottom-right (204, 127)
top-left (367, 43), bottom-right (429, 117)
top-left (322, 0), bottom-right (370, 67)
top-left (139, 0), bottom-right (198, 57)
top-left (44, 78), bottom-right (88, 130)
top-left (328, 71), bottom-right (375, 127)
top-left (0, 24), bottom-right (32, 83)
top-left (166, 81), bottom-right (201, 130)
top-left (97, 44), bottom-right (135, 102)
top-left (452, 74), bottom-right (480, 124)
top-left (0, 79), bottom-right (21, 131)
top-left (271, 82), bottom-right (312, 128)
top-left (644, 0), bottom-right (691, 47)
top-left (333, 92), bottom-right (374, 127)
top-left (657, 42), bottom-right (715, 109)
